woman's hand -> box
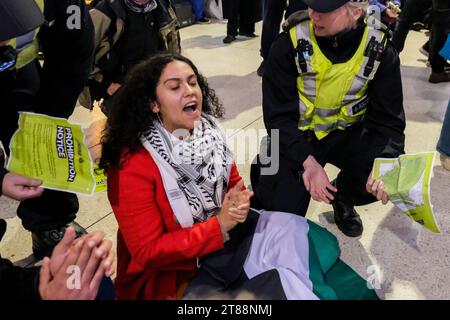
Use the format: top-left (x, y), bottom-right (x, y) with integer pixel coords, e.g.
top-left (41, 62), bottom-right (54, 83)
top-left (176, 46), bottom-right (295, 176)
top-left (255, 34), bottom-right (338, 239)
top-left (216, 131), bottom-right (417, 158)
top-left (217, 180), bottom-right (253, 232)
top-left (302, 155), bottom-right (337, 204)
top-left (366, 172), bottom-right (389, 204)
top-left (226, 180), bottom-right (253, 223)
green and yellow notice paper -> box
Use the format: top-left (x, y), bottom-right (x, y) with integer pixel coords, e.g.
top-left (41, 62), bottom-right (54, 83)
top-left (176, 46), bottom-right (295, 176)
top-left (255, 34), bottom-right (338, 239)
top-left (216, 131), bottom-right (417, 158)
top-left (7, 113), bottom-right (107, 195)
top-left (372, 152), bottom-right (439, 233)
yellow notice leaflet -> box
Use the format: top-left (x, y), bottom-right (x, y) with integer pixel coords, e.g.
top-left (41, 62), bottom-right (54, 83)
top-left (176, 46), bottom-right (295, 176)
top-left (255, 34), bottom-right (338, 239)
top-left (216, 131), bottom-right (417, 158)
top-left (372, 152), bottom-right (438, 233)
top-left (7, 113), bottom-right (107, 195)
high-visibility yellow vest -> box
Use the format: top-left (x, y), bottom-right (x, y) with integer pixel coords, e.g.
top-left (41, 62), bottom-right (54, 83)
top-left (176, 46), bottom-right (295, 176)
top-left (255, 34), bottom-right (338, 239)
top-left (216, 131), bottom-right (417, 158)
top-left (10, 0), bottom-right (44, 70)
top-left (289, 19), bottom-right (387, 140)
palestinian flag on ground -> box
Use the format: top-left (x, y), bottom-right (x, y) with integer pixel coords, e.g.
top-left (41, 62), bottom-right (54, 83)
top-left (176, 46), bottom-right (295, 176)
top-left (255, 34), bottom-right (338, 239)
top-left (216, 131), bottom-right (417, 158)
top-left (186, 210), bottom-right (379, 300)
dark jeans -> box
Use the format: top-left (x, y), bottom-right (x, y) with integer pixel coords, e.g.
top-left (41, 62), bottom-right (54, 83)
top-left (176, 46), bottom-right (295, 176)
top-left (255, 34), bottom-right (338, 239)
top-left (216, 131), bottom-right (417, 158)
top-left (393, 0), bottom-right (449, 72)
top-left (226, 0), bottom-right (255, 36)
top-left (437, 100), bottom-right (450, 157)
top-left (253, 126), bottom-right (382, 216)
top-left (188, 0), bottom-right (205, 20)
top-left (260, 0), bottom-right (307, 59)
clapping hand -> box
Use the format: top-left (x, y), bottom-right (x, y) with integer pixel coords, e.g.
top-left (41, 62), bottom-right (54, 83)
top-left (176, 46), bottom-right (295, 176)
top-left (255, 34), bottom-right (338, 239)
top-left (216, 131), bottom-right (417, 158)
top-left (225, 179), bottom-right (253, 223)
top-left (39, 227), bottom-right (115, 300)
top-left (217, 180), bottom-right (253, 233)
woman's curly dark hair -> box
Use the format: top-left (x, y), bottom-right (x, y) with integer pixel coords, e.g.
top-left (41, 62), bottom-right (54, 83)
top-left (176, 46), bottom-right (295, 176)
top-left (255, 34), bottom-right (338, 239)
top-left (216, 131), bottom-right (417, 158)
top-left (99, 53), bottom-right (224, 170)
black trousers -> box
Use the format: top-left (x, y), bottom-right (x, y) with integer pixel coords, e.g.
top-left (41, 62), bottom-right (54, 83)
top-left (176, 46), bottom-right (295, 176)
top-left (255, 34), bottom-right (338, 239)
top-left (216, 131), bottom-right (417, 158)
top-left (392, 0), bottom-right (431, 53)
top-left (429, 0), bottom-right (450, 72)
top-left (226, 0), bottom-right (256, 36)
top-left (253, 126), bottom-right (381, 216)
top-left (392, 0), bottom-right (449, 72)
top-left (260, 0), bottom-right (307, 59)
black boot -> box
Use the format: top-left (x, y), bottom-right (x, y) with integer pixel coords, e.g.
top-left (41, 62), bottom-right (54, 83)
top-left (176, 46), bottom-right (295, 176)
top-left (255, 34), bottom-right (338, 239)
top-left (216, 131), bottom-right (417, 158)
top-left (32, 221), bottom-right (87, 260)
top-left (257, 60), bottom-right (265, 77)
top-left (331, 199), bottom-right (363, 237)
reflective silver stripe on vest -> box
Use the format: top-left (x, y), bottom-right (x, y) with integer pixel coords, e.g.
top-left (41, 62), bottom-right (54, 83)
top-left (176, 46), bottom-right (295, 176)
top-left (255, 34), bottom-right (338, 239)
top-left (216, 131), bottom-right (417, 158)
top-left (299, 98), bottom-right (307, 114)
top-left (314, 107), bottom-right (340, 117)
top-left (15, 30), bottom-right (36, 53)
top-left (345, 76), bottom-right (366, 102)
top-left (314, 117), bottom-right (363, 132)
top-left (299, 118), bottom-right (312, 127)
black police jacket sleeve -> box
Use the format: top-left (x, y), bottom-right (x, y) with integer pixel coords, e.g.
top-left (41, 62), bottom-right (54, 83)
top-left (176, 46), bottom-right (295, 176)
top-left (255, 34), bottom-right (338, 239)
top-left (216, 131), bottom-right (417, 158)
top-left (0, 168), bottom-right (7, 195)
top-left (262, 32), bottom-right (315, 169)
top-left (363, 40), bottom-right (406, 158)
top-left (0, 257), bottom-right (41, 300)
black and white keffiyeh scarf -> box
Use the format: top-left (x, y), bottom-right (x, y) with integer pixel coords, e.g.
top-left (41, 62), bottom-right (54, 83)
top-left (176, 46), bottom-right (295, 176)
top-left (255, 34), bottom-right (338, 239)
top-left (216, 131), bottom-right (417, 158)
top-left (124, 0), bottom-right (157, 13)
top-left (141, 115), bottom-right (233, 228)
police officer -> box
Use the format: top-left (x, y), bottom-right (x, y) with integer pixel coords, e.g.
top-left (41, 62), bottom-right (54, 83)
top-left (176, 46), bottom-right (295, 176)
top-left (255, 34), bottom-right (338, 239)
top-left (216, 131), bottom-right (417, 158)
top-left (0, 0), bottom-right (94, 259)
top-left (253, 0), bottom-right (406, 237)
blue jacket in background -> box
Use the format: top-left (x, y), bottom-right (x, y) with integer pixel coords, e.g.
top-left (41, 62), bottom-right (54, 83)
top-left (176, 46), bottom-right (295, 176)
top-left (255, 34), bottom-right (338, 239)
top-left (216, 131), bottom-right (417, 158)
top-left (369, 0), bottom-right (401, 13)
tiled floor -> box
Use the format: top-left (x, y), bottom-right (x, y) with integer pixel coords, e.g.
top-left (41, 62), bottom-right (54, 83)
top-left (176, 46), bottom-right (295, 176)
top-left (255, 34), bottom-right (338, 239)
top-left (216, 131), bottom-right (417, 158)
top-left (1, 20), bottom-right (450, 299)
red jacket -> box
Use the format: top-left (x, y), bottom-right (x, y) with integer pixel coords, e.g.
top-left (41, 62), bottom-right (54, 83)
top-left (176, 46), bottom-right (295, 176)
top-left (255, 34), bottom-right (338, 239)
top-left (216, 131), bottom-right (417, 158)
top-left (107, 147), bottom-right (243, 299)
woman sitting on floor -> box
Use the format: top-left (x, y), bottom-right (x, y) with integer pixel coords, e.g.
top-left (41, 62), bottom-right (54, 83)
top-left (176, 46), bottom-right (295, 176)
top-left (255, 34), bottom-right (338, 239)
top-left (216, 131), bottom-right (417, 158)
top-left (99, 53), bottom-right (253, 300)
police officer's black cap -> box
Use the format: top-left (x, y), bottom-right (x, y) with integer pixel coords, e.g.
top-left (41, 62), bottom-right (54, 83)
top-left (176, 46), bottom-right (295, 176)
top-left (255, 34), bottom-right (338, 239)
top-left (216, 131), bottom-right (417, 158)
top-left (0, 0), bottom-right (44, 41)
top-left (304, 0), bottom-right (363, 13)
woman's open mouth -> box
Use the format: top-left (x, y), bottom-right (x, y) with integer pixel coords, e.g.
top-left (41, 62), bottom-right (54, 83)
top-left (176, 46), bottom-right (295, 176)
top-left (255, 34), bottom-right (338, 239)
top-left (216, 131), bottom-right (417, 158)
top-left (183, 101), bottom-right (199, 115)
top-left (183, 102), bottom-right (197, 112)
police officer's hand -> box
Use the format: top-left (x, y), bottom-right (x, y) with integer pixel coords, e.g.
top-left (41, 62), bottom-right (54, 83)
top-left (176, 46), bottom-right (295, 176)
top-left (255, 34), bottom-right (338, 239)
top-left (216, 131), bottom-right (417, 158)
top-left (2, 172), bottom-right (43, 201)
top-left (366, 172), bottom-right (389, 204)
top-left (302, 155), bottom-right (337, 204)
